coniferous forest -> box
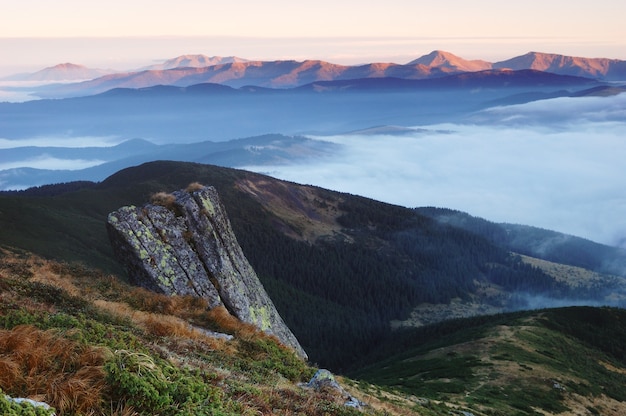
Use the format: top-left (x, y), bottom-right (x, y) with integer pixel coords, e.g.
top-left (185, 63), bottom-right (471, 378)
top-left (232, 189), bottom-right (570, 369)
top-left (0, 161), bottom-right (623, 370)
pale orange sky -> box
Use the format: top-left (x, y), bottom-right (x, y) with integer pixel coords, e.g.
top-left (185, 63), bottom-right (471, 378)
top-left (1, 0), bottom-right (625, 74)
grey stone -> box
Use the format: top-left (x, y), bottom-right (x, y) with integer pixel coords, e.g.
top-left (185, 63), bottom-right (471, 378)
top-left (305, 369), bottom-right (367, 410)
top-left (107, 185), bottom-right (307, 359)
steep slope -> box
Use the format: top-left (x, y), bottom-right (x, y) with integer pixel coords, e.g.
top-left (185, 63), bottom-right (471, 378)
top-left (107, 185), bottom-right (307, 358)
top-left (417, 207), bottom-right (626, 277)
top-left (3, 248), bottom-right (626, 415)
top-left (1, 161), bottom-right (625, 371)
top-left (352, 307), bottom-right (626, 416)
top-left (0, 248), bottom-right (413, 415)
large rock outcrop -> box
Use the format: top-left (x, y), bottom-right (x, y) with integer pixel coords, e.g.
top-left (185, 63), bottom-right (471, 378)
top-left (106, 185), bottom-right (307, 359)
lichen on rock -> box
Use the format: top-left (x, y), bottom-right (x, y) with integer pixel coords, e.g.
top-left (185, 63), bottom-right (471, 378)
top-left (107, 185), bottom-right (307, 359)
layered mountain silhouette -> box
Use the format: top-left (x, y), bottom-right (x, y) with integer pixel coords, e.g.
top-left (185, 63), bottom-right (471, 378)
top-left (2, 62), bottom-right (115, 82)
top-left (15, 50), bottom-right (625, 99)
top-left (0, 70), bottom-right (600, 145)
top-left (140, 54), bottom-right (249, 71)
top-left (494, 51), bottom-right (626, 79)
top-left (407, 50), bottom-right (492, 72)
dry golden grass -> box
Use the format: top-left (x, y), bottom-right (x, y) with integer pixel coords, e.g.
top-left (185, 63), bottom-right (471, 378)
top-left (0, 325), bottom-right (110, 414)
top-left (150, 191), bottom-right (177, 209)
top-left (207, 305), bottom-right (260, 341)
top-left (93, 299), bottom-right (196, 338)
top-left (207, 305), bottom-right (242, 331)
top-left (126, 285), bottom-right (210, 318)
top-left (1, 248), bottom-right (119, 304)
top-left (0, 356), bottom-right (21, 387)
top-left (204, 305), bottom-right (296, 358)
top-left (185, 182), bottom-right (205, 192)
top-left (29, 258), bottom-right (83, 297)
top-left (91, 299), bottom-right (229, 356)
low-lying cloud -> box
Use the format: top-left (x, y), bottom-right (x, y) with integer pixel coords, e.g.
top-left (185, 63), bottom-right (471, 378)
top-left (0, 135), bottom-right (122, 149)
top-left (473, 93), bottom-right (626, 125)
top-left (0, 80), bottom-right (84, 103)
top-left (0, 156), bottom-right (106, 171)
top-left (243, 94), bottom-right (626, 248)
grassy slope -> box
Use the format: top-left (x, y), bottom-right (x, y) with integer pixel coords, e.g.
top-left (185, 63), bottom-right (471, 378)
top-left (6, 247), bottom-right (626, 415)
top-left (351, 307), bottom-right (626, 416)
top-left (0, 247), bottom-right (421, 416)
top-left (2, 161), bottom-right (625, 372)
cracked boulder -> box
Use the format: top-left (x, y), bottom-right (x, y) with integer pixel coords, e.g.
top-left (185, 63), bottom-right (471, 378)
top-left (106, 185), bottom-right (307, 359)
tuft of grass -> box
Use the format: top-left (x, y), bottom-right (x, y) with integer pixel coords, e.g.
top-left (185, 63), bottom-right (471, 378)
top-left (149, 191), bottom-right (176, 209)
top-left (0, 325), bottom-right (110, 414)
top-left (185, 182), bottom-right (205, 193)
top-left (207, 305), bottom-right (258, 338)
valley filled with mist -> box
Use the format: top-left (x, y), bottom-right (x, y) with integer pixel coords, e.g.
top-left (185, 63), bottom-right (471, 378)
top-left (2, 50), bottom-right (626, 415)
top-left (1, 52), bottom-right (625, 249)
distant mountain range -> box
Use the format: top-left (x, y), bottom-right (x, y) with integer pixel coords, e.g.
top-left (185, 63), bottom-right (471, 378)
top-left (407, 50), bottom-right (492, 72)
top-left (140, 54), bottom-right (249, 71)
top-left (0, 134), bottom-right (340, 190)
top-left (2, 62), bottom-right (116, 82)
top-left (0, 69), bottom-right (604, 146)
top-left (493, 51), bottom-right (626, 79)
top-left (8, 50), bottom-right (625, 99)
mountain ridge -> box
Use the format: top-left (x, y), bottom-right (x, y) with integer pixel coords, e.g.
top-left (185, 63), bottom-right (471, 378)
top-left (141, 54), bottom-right (249, 71)
top-left (2, 160), bottom-right (625, 370)
top-left (2, 62), bottom-right (115, 82)
top-left (16, 50), bottom-right (624, 99)
top-left (407, 49), bottom-right (492, 72)
top-left (1, 69), bottom-right (601, 143)
top-left (494, 51), bottom-right (626, 79)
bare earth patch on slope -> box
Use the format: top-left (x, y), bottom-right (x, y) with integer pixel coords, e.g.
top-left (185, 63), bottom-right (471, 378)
top-left (236, 177), bottom-right (349, 243)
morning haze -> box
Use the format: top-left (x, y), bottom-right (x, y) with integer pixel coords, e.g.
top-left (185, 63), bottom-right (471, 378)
top-left (1, 2), bottom-right (626, 415)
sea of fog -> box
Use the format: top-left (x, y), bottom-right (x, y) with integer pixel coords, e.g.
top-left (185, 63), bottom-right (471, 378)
top-left (242, 94), bottom-right (626, 249)
top-left (1, 93), bottom-right (624, 249)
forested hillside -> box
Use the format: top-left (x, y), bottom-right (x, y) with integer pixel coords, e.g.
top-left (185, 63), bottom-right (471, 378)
top-left (417, 207), bottom-right (626, 277)
top-left (1, 161), bottom-right (624, 370)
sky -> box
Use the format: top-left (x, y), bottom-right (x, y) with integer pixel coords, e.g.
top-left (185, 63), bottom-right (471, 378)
top-left (1, 0), bottom-right (626, 75)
